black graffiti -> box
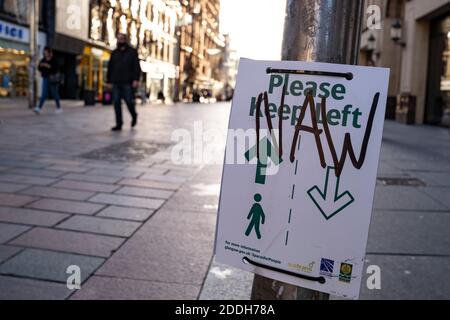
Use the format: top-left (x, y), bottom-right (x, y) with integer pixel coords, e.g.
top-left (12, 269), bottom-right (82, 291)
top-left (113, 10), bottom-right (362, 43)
top-left (255, 90), bottom-right (381, 177)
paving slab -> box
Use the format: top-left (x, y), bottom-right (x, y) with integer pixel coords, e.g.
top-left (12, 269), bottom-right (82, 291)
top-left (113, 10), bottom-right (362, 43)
top-left (0, 245), bottom-right (22, 264)
top-left (51, 180), bottom-right (120, 193)
top-left (0, 223), bottom-right (31, 244)
top-left (70, 276), bottom-right (200, 300)
top-left (7, 168), bottom-right (65, 178)
top-left (139, 174), bottom-right (187, 184)
top-left (420, 187), bottom-right (450, 210)
top-left (0, 206), bottom-right (69, 227)
top-left (47, 165), bottom-right (90, 173)
top-left (373, 186), bottom-right (447, 211)
top-left (88, 193), bottom-right (165, 210)
top-left (36, 158), bottom-right (86, 167)
top-left (360, 255), bottom-right (450, 300)
top-left (118, 178), bottom-right (181, 191)
top-left (27, 199), bottom-right (104, 215)
top-left (0, 182), bottom-right (29, 193)
top-left (413, 172), bottom-right (450, 188)
top-left (62, 173), bottom-right (121, 184)
top-left (367, 211), bottom-right (450, 256)
top-left (96, 206), bottom-right (155, 221)
top-left (164, 183), bottom-right (220, 213)
top-left (87, 168), bottom-right (143, 179)
top-left (115, 186), bottom-right (174, 199)
top-left (10, 228), bottom-right (124, 258)
top-left (0, 193), bottom-right (38, 207)
top-left (199, 260), bottom-right (253, 300)
top-left (20, 186), bottom-right (95, 201)
top-left (0, 275), bottom-right (72, 300)
top-left (57, 216), bottom-right (141, 237)
top-left (96, 209), bottom-right (216, 285)
top-left (0, 248), bottom-right (104, 283)
top-left (0, 159), bottom-right (46, 169)
top-left (0, 174), bottom-right (57, 186)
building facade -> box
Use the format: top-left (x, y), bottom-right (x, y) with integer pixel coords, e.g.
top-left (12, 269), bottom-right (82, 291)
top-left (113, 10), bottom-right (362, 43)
top-left (0, 1), bottom-right (228, 104)
top-left (360, 0), bottom-right (450, 126)
top-left (81, 0), bottom-right (180, 103)
top-left (0, 0), bottom-right (48, 99)
top-left (52, 0), bottom-right (225, 103)
top-left (176, 0), bottom-right (225, 102)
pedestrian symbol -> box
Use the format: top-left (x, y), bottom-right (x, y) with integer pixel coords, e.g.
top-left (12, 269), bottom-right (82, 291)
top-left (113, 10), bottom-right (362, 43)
top-left (245, 194), bottom-right (266, 239)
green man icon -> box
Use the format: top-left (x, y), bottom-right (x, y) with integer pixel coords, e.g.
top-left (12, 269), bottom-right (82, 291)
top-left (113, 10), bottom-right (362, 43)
top-left (245, 194), bottom-right (266, 240)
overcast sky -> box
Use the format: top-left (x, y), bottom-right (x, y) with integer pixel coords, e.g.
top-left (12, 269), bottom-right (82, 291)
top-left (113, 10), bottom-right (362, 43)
top-left (220, 0), bottom-right (286, 60)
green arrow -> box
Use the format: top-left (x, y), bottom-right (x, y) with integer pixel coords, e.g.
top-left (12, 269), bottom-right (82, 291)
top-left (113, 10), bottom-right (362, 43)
top-left (307, 167), bottom-right (354, 220)
top-left (245, 137), bottom-right (282, 185)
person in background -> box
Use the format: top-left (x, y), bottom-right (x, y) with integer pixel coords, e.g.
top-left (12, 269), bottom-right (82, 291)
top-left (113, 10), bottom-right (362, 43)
top-left (106, 33), bottom-right (141, 131)
top-left (34, 47), bottom-right (61, 114)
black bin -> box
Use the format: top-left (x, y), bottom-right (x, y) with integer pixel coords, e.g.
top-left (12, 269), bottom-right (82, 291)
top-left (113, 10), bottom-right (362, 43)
top-left (84, 90), bottom-right (96, 106)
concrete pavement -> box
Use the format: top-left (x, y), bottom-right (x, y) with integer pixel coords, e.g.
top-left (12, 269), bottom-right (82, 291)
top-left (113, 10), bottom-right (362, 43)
top-left (0, 100), bottom-right (449, 299)
top-left (0, 100), bottom-right (227, 299)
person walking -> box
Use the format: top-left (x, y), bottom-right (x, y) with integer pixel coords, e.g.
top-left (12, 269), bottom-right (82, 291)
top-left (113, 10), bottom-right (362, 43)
top-left (106, 33), bottom-right (141, 131)
top-left (34, 47), bottom-right (62, 114)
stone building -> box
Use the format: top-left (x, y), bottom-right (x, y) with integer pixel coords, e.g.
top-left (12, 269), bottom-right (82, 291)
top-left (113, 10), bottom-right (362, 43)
top-left (360, 0), bottom-right (450, 126)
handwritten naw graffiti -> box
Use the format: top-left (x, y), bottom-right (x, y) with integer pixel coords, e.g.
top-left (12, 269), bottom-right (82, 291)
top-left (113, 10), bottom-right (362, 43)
top-left (255, 86), bottom-right (381, 178)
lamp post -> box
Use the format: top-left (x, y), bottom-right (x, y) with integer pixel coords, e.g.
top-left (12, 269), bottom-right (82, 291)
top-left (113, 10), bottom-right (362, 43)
top-left (174, 14), bottom-right (192, 102)
top-left (28, 0), bottom-right (39, 109)
top-left (251, 0), bottom-right (364, 300)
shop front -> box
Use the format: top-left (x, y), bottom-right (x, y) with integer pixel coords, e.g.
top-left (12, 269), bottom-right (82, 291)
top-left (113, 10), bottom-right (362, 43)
top-left (0, 19), bottom-right (46, 99)
top-left (77, 45), bottom-right (111, 103)
top-left (426, 14), bottom-right (450, 126)
top-left (140, 59), bottom-right (177, 103)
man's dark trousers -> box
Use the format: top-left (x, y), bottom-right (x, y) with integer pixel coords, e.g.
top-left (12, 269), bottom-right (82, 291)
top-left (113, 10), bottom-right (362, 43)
top-left (112, 84), bottom-right (137, 127)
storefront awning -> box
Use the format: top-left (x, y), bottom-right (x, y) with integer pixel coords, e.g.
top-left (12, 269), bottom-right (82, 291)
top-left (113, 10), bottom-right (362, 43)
top-left (0, 38), bottom-right (28, 53)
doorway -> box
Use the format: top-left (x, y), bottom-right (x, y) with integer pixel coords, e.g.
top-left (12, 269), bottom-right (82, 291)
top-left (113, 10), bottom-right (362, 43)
top-left (425, 15), bottom-right (450, 125)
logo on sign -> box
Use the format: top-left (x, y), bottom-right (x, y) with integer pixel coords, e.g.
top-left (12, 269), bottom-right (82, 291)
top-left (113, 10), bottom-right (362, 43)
top-left (288, 261), bottom-right (315, 274)
top-left (339, 263), bottom-right (353, 283)
top-left (320, 258), bottom-right (335, 277)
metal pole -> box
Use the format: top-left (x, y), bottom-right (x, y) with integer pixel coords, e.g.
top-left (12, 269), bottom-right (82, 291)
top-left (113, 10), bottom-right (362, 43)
top-left (173, 24), bottom-right (182, 103)
top-left (251, 0), bottom-right (364, 301)
top-left (28, 0), bottom-right (39, 109)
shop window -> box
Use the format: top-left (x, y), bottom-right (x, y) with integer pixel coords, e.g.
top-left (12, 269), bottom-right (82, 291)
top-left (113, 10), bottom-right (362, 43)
top-left (2, 0), bottom-right (27, 22)
top-left (0, 50), bottom-right (29, 98)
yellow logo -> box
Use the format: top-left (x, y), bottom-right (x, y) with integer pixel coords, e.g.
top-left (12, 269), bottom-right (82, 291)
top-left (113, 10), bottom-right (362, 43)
top-left (288, 261), bottom-right (316, 274)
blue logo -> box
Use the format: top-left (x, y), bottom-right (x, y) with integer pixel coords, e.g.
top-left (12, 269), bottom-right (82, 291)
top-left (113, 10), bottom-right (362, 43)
top-left (320, 258), bottom-right (334, 277)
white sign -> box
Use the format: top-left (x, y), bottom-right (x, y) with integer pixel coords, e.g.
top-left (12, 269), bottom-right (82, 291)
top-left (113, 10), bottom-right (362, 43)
top-left (214, 58), bottom-right (390, 299)
top-left (0, 20), bottom-right (29, 43)
top-left (56, 0), bottom-right (89, 41)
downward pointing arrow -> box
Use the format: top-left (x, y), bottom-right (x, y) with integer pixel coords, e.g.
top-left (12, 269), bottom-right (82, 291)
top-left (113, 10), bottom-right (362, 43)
top-left (307, 167), bottom-right (354, 220)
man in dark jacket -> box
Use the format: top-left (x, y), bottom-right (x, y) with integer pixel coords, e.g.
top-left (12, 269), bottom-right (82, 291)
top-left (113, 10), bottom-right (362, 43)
top-left (34, 47), bottom-right (61, 114)
top-left (106, 33), bottom-right (141, 131)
